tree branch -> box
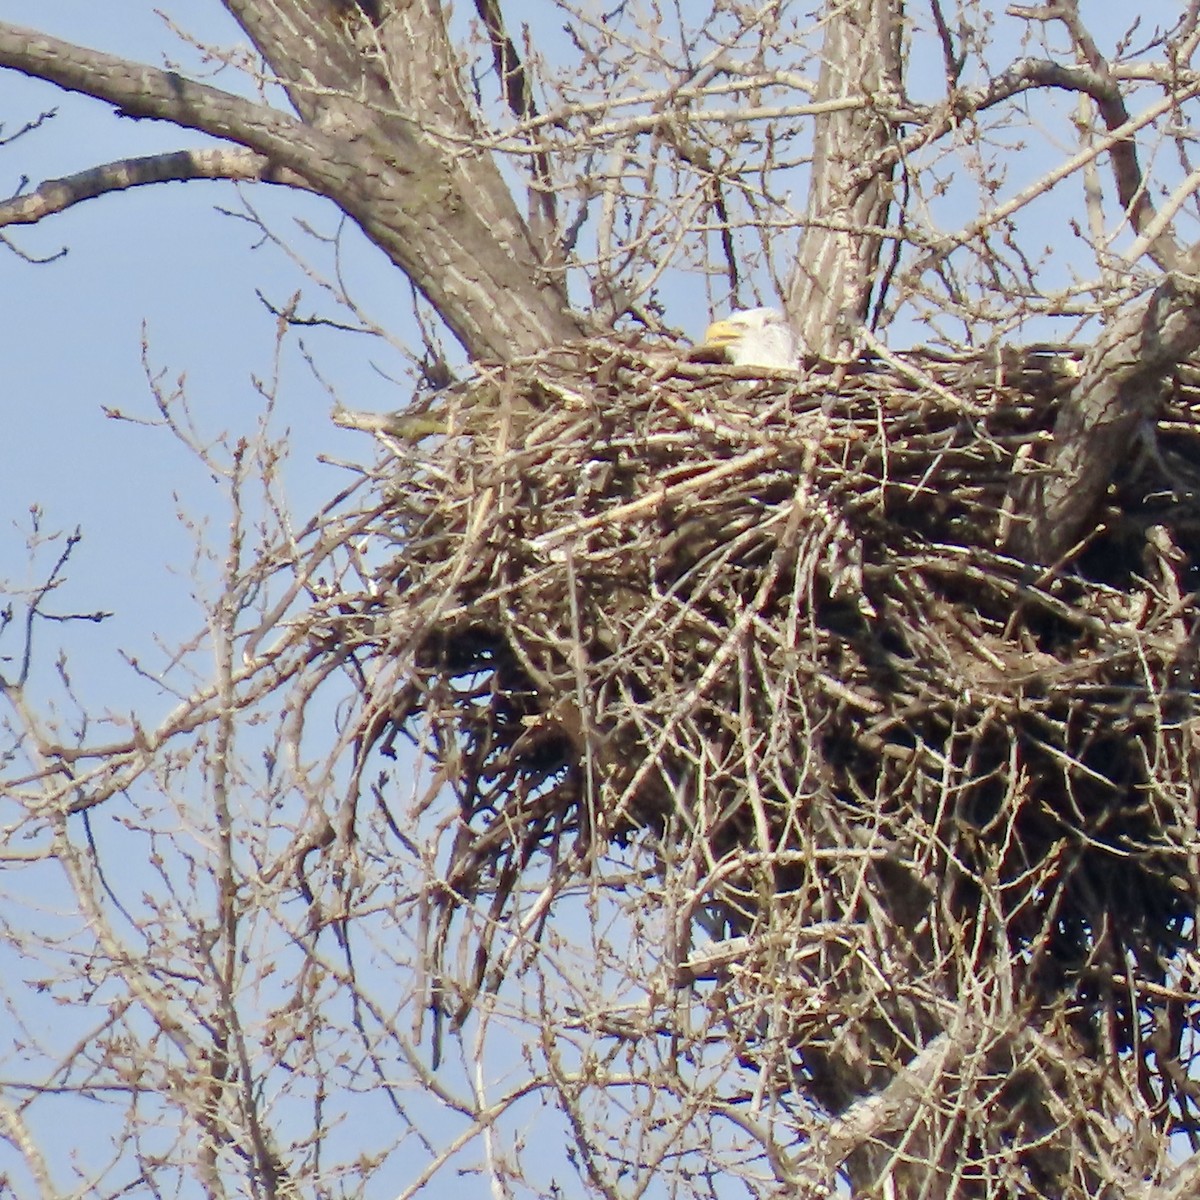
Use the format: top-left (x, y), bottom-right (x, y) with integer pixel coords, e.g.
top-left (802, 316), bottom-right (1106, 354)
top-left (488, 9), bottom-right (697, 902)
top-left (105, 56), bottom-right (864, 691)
top-left (223, 0), bottom-right (584, 356)
top-left (905, 77), bottom-right (1200, 283)
top-left (1031, 0), bottom-right (1178, 270)
top-left (0, 147), bottom-right (309, 228)
top-left (472, 0), bottom-right (556, 237)
top-left (0, 23), bottom-right (333, 172)
top-left (1007, 244), bottom-right (1200, 563)
top-left (786, 0), bottom-right (904, 356)
top-left (0, 17), bottom-right (583, 358)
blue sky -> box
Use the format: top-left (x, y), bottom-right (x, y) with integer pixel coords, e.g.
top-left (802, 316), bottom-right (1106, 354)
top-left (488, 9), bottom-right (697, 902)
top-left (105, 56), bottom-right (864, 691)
top-left (0, 12), bottom-right (435, 1190)
top-left (2, 4), bottom-right (415, 714)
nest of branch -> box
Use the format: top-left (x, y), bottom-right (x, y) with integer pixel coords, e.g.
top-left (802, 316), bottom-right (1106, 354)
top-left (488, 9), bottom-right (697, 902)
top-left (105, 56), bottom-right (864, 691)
top-left (331, 338), bottom-right (1200, 1133)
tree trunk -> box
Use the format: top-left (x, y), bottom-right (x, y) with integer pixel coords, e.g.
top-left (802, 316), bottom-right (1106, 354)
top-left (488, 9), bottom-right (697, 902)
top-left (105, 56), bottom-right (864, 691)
top-left (786, 0), bottom-right (903, 356)
top-left (1008, 246), bottom-right (1200, 563)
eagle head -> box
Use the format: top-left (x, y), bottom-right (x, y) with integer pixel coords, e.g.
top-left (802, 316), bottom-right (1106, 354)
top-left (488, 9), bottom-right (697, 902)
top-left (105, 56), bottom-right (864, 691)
top-left (700, 307), bottom-right (800, 370)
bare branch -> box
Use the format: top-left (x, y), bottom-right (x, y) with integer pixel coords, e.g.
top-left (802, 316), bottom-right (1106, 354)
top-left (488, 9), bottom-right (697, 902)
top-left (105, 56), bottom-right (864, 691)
top-left (0, 23), bottom-right (327, 170)
top-left (0, 17), bottom-right (583, 358)
top-left (1041, 0), bottom-right (1178, 268)
top-left (9, 8), bottom-right (1200, 1198)
top-left (472, 0), bottom-right (555, 235)
top-left (787, 1016), bottom-right (986, 1189)
top-left (787, 0), bottom-right (904, 355)
top-left (0, 147), bottom-right (309, 228)
top-left (907, 79), bottom-right (1200, 284)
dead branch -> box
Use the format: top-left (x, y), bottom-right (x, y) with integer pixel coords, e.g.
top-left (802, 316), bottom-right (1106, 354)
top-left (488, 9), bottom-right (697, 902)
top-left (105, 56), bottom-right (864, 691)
top-left (0, 147), bottom-right (309, 227)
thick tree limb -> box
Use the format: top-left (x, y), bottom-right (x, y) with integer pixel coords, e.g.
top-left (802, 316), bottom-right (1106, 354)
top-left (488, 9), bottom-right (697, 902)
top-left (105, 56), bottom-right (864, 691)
top-left (0, 147), bottom-right (309, 227)
top-left (0, 15), bottom-right (583, 358)
top-left (1008, 244), bottom-right (1200, 563)
top-left (786, 1018), bottom-right (982, 1191)
top-left (1145, 1152), bottom-right (1200, 1200)
top-left (219, 0), bottom-right (583, 357)
top-left (0, 24), bottom-right (329, 167)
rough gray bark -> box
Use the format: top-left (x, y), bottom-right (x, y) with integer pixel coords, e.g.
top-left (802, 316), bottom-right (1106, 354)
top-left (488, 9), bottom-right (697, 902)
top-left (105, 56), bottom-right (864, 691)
top-left (220, 0), bottom-right (584, 358)
top-left (1009, 247), bottom-right (1200, 563)
top-left (785, 0), bottom-right (903, 356)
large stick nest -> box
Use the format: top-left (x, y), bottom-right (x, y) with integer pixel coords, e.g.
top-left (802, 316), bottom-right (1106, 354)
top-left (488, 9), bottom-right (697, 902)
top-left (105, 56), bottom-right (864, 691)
top-left (330, 338), bottom-right (1200, 1131)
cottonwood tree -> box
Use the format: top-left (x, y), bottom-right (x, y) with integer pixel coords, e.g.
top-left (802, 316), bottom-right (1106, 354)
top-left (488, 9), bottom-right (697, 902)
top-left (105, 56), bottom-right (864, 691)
top-left (5, 3), bottom-right (1200, 1198)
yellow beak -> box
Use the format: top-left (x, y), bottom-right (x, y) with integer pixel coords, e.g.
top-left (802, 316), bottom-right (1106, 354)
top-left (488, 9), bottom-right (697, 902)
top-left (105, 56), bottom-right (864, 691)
top-left (701, 318), bottom-right (741, 350)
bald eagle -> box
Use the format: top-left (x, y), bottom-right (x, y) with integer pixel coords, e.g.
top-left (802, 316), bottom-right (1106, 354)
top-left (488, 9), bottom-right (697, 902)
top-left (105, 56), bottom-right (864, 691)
top-left (701, 307), bottom-right (800, 370)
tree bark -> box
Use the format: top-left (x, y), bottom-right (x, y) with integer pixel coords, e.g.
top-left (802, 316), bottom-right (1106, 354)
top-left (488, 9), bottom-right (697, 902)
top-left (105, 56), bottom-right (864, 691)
top-left (786, 0), bottom-right (903, 356)
top-left (1008, 245), bottom-right (1200, 563)
top-left (221, 0), bottom-right (585, 359)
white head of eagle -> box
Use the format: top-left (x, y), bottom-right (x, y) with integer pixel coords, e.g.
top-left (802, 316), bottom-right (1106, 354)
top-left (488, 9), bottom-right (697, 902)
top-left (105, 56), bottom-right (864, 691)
top-left (701, 307), bottom-right (800, 370)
